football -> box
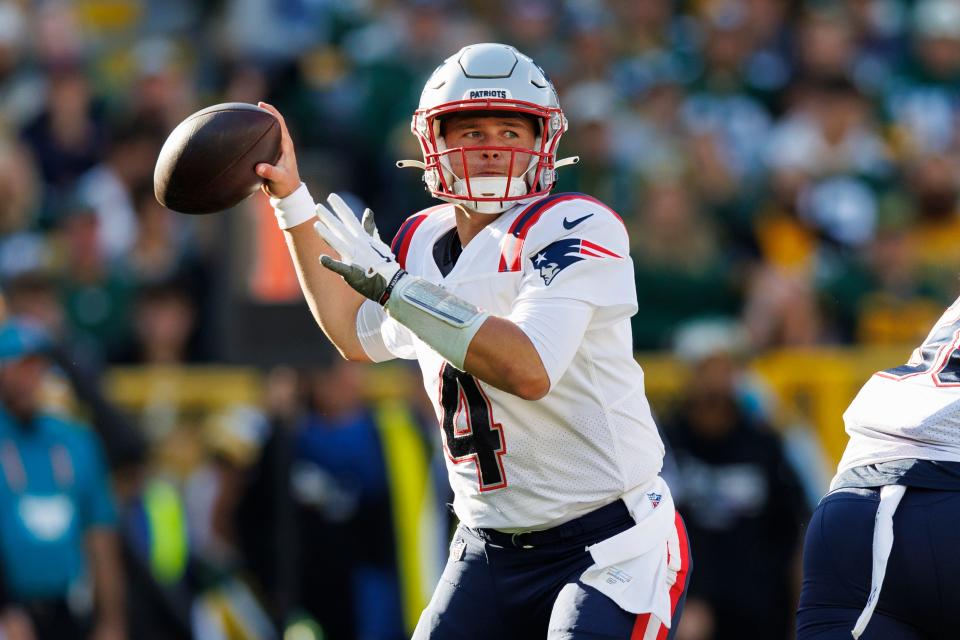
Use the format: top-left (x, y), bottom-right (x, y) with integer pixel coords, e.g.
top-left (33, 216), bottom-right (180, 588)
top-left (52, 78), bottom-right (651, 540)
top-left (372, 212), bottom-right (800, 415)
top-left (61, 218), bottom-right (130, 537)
top-left (153, 102), bottom-right (281, 215)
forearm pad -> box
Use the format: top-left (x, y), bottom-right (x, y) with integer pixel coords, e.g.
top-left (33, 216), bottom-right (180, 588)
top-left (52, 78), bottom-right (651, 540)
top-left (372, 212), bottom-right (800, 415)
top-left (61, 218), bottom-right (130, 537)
top-left (384, 275), bottom-right (489, 370)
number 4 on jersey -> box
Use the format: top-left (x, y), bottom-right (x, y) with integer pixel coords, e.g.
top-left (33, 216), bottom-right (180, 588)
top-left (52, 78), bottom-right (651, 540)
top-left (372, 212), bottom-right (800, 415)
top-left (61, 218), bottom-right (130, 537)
top-left (438, 363), bottom-right (507, 491)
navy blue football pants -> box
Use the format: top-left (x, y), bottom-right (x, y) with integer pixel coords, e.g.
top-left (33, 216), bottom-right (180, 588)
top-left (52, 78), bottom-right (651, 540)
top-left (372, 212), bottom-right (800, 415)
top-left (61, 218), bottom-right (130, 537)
top-left (798, 486), bottom-right (960, 639)
top-left (413, 499), bottom-right (691, 639)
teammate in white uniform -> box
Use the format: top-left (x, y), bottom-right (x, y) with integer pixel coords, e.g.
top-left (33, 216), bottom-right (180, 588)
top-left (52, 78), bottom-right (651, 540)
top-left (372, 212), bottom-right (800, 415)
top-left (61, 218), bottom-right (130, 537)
top-left (798, 297), bottom-right (960, 639)
top-left (256, 43), bottom-right (690, 639)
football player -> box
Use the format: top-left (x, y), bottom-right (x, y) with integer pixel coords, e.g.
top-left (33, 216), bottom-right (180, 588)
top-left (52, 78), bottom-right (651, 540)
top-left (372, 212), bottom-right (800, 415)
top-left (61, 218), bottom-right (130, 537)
top-left (797, 297), bottom-right (960, 639)
top-left (256, 43), bottom-right (690, 639)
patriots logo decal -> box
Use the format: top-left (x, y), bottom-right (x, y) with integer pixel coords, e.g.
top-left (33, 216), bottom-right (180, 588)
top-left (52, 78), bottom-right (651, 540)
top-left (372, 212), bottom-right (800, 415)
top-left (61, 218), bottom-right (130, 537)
top-left (531, 238), bottom-right (621, 285)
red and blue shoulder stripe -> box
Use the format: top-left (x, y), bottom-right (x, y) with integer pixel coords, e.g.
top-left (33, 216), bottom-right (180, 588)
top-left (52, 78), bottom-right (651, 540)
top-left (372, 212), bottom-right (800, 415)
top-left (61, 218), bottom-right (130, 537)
top-left (390, 205), bottom-right (446, 270)
top-left (498, 192), bottom-right (624, 272)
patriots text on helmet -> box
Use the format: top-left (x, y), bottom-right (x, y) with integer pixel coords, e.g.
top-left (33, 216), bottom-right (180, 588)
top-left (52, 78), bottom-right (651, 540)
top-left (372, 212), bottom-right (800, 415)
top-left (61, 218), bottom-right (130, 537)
top-left (466, 89), bottom-right (511, 100)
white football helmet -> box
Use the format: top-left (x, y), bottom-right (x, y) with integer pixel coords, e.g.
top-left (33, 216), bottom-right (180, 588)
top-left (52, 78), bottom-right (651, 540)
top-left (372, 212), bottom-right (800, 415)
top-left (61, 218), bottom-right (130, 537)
top-left (398, 43), bottom-right (578, 214)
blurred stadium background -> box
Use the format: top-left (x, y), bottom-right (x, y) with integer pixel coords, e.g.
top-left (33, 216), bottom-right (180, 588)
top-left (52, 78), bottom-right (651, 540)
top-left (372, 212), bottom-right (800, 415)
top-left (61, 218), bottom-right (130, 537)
top-left (0, 0), bottom-right (959, 638)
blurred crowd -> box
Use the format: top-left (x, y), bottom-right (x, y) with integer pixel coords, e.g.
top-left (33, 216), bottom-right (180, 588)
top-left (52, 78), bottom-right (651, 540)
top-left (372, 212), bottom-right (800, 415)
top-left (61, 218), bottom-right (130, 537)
top-left (0, 0), bottom-right (955, 638)
top-left (0, 311), bottom-right (451, 639)
top-left (0, 310), bottom-right (810, 640)
top-left (0, 0), bottom-right (955, 364)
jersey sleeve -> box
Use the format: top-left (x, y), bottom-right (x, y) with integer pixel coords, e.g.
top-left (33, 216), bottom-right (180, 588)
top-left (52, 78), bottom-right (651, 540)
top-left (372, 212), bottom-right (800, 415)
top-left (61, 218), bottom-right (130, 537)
top-left (356, 299), bottom-right (417, 361)
top-left (506, 199), bottom-right (637, 387)
top-left (513, 200), bottom-right (637, 323)
top-left (507, 296), bottom-right (594, 389)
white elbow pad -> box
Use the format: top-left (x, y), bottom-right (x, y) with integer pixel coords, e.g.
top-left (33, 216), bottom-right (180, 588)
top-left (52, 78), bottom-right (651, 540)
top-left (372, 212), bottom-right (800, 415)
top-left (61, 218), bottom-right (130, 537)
top-left (355, 300), bottom-right (396, 362)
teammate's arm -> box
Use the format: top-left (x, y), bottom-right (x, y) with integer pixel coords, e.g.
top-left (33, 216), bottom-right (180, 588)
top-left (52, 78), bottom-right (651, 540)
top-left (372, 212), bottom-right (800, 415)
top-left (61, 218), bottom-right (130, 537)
top-left (254, 103), bottom-right (372, 362)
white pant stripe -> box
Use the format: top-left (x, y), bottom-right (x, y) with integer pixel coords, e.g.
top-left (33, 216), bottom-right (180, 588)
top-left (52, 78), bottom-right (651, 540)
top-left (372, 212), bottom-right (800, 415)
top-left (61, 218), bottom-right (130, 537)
top-left (641, 615), bottom-right (664, 640)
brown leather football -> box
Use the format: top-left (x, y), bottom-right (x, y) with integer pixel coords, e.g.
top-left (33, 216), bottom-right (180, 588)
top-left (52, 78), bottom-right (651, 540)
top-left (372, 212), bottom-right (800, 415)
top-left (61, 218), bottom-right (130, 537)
top-left (154, 102), bottom-right (281, 214)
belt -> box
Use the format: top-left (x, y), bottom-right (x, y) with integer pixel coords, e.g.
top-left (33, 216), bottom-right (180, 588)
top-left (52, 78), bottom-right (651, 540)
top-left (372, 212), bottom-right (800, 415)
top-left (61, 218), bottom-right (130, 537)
top-left (472, 499), bottom-right (631, 549)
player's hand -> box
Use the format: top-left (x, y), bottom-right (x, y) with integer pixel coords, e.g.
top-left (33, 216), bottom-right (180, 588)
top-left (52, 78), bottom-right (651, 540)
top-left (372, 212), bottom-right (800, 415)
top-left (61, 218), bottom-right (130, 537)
top-left (255, 102), bottom-right (301, 199)
top-left (314, 194), bottom-right (405, 304)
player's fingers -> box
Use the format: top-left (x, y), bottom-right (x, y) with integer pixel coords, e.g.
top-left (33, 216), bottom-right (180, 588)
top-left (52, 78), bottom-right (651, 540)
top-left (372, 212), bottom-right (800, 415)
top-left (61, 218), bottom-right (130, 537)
top-left (314, 202), bottom-right (351, 241)
top-left (314, 221), bottom-right (348, 259)
top-left (255, 163), bottom-right (293, 199)
top-left (313, 213), bottom-right (347, 249)
top-left (258, 102), bottom-right (286, 131)
top-left (255, 163), bottom-right (280, 180)
top-left (313, 216), bottom-right (352, 259)
top-left (361, 208), bottom-right (380, 239)
top-left (320, 255), bottom-right (369, 287)
top-left (326, 193), bottom-right (366, 237)
top-left (319, 254), bottom-right (352, 276)
top-left (255, 105), bottom-right (298, 193)
top-left (258, 102), bottom-right (295, 154)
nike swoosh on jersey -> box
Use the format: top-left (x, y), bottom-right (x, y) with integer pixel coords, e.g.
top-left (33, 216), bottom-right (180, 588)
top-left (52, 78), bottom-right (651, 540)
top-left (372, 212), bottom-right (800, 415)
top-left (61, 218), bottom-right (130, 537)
top-left (562, 213), bottom-right (593, 229)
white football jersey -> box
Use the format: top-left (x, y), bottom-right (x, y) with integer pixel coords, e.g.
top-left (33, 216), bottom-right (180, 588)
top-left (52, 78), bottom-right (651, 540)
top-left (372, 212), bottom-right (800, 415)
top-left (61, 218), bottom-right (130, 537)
top-left (834, 295), bottom-right (960, 487)
top-left (360, 193), bottom-right (664, 530)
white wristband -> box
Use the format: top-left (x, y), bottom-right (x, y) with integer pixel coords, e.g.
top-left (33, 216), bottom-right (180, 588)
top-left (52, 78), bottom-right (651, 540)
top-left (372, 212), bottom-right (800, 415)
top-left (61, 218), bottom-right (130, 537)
top-left (270, 182), bottom-right (316, 230)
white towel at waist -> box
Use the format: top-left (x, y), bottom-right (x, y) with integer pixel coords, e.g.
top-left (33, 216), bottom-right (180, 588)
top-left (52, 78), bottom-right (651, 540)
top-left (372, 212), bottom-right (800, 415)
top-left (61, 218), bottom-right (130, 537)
top-left (851, 484), bottom-right (906, 639)
top-left (580, 476), bottom-right (680, 627)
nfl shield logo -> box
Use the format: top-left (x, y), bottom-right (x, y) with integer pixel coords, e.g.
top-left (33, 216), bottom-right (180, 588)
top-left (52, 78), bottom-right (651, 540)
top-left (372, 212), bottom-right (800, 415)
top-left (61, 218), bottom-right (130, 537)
top-left (646, 492), bottom-right (662, 508)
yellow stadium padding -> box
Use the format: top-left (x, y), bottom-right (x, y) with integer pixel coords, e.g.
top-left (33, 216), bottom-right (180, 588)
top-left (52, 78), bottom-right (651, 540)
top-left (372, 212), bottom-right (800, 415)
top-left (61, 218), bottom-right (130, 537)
top-left (638, 345), bottom-right (915, 464)
top-left (104, 346), bottom-right (919, 476)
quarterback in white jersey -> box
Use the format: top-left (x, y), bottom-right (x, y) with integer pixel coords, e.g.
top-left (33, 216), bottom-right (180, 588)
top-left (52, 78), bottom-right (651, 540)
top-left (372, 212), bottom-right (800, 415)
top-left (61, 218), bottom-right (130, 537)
top-left (256, 43), bottom-right (690, 640)
top-left (797, 296), bottom-right (960, 639)
top-left (366, 195), bottom-right (664, 530)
